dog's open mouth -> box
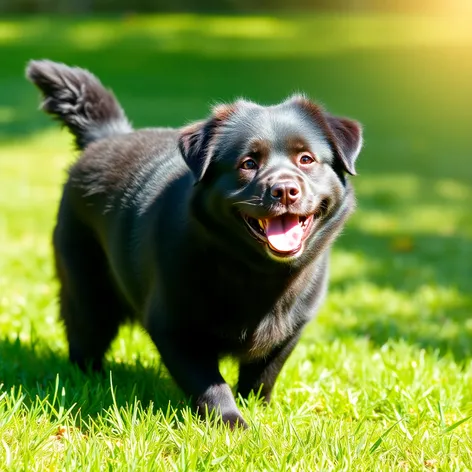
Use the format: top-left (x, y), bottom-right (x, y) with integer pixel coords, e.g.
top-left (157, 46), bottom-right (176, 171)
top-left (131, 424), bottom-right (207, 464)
top-left (242, 213), bottom-right (315, 257)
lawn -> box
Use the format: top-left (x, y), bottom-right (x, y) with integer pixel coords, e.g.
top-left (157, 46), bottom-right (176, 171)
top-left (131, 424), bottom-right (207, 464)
top-left (0, 13), bottom-right (472, 471)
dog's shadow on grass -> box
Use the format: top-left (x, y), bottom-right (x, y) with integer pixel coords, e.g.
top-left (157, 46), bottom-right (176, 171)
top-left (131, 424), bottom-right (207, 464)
top-left (0, 335), bottom-right (188, 421)
top-left (329, 227), bottom-right (472, 361)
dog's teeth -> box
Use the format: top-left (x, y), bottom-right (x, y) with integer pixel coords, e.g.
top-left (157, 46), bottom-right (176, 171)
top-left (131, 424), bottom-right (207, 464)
top-left (258, 220), bottom-right (264, 229)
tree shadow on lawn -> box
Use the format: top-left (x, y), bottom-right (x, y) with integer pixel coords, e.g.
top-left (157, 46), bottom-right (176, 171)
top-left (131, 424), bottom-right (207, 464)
top-left (2, 16), bottom-right (472, 184)
top-left (0, 335), bottom-right (189, 422)
top-left (327, 226), bottom-right (472, 361)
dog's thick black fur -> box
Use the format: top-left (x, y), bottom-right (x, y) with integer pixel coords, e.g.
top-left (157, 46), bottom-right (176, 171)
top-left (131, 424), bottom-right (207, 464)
top-left (26, 60), bottom-right (362, 428)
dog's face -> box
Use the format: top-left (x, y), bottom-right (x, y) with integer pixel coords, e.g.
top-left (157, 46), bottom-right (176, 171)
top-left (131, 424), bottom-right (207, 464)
top-left (179, 96), bottom-right (362, 266)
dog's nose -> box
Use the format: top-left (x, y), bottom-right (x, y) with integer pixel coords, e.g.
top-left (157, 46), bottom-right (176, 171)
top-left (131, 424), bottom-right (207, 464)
top-left (270, 181), bottom-right (301, 205)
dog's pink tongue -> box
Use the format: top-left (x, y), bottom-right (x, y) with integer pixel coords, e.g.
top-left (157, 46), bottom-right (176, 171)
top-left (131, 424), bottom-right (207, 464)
top-left (266, 215), bottom-right (303, 253)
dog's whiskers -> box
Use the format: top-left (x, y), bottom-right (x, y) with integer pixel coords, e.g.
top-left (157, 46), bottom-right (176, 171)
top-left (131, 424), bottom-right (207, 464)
top-left (232, 199), bottom-right (263, 206)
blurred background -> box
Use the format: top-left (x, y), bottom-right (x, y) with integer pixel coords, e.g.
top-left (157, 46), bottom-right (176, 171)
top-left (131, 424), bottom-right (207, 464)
top-left (0, 0), bottom-right (471, 370)
top-left (2, 0), bottom-right (472, 14)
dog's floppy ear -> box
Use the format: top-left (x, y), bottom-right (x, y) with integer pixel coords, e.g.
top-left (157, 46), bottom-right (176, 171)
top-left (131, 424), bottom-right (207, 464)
top-left (178, 120), bottom-right (214, 182)
top-left (178, 103), bottom-right (236, 182)
top-left (324, 115), bottom-right (363, 176)
top-left (290, 95), bottom-right (363, 176)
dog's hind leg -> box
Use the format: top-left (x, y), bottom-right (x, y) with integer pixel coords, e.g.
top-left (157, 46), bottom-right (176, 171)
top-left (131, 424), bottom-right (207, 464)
top-left (54, 206), bottom-right (127, 371)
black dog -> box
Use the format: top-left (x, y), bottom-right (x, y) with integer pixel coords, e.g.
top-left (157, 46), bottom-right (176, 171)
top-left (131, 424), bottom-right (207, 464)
top-left (26, 60), bottom-right (362, 428)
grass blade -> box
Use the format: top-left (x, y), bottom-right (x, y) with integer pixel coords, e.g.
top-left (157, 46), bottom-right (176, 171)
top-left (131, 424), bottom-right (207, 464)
top-left (443, 415), bottom-right (472, 434)
top-left (369, 418), bottom-right (404, 454)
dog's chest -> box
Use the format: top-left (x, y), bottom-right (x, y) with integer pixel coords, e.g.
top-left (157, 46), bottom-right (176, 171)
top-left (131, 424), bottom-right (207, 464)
top-left (203, 268), bottom-right (325, 359)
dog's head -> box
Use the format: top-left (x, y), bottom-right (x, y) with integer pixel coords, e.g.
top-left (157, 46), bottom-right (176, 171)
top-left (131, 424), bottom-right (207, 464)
top-left (179, 95), bottom-right (362, 266)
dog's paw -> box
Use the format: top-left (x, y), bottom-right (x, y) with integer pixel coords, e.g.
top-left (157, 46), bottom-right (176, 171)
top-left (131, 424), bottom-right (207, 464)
top-left (221, 411), bottom-right (248, 430)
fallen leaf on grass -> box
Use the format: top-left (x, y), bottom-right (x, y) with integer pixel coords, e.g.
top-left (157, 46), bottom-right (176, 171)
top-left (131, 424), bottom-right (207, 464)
top-left (390, 236), bottom-right (414, 253)
top-left (49, 425), bottom-right (87, 441)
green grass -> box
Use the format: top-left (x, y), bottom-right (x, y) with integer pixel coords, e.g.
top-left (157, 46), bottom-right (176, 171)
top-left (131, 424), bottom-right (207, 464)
top-left (1, 13), bottom-right (472, 471)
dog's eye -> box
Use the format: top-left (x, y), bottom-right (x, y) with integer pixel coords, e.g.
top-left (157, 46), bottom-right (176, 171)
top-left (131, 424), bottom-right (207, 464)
top-left (240, 159), bottom-right (258, 170)
top-left (299, 154), bottom-right (315, 165)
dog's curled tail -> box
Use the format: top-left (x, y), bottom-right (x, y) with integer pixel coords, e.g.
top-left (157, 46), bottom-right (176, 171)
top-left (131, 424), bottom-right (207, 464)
top-left (26, 59), bottom-right (132, 150)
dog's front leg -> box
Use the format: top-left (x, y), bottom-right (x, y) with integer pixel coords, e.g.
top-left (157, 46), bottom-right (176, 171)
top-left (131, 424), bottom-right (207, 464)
top-left (152, 332), bottom-right (248, 429)
top-left (237, 330), bottom-right (302, 403)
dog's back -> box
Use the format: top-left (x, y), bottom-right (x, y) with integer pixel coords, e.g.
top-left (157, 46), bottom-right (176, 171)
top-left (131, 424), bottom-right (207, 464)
top-left (27, 61), bottom-right (194, 310)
